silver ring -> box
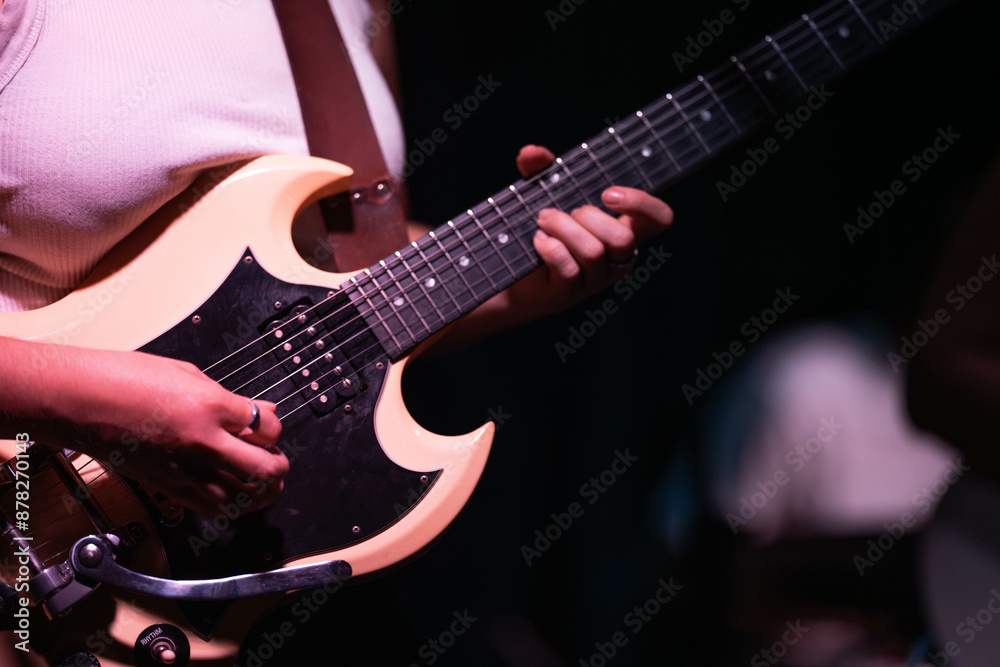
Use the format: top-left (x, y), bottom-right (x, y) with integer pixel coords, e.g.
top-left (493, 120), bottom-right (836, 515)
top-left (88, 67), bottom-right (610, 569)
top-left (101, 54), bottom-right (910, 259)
top-left (608, 248), bottom-right (638, 270)
top-left (247, 400), bottom-right (261, 432)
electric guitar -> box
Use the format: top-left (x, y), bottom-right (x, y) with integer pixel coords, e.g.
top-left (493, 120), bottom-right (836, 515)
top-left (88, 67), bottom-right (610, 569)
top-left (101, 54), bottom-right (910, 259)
top-left (0, 0), bottom-right (960, 663)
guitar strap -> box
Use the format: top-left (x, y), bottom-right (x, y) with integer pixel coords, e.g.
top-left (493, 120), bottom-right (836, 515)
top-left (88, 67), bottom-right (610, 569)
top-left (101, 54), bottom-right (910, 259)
top-left (271, 0), bottom-right (408, 271)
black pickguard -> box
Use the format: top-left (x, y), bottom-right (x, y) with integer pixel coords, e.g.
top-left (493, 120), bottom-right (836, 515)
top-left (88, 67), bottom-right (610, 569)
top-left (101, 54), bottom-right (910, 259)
top-left (136, 250), bottom-right (439, 637)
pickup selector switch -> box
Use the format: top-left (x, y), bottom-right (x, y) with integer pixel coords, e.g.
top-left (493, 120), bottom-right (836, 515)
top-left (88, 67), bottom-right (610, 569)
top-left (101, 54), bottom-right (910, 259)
top-left (134, 624), bottom-right (190, 667)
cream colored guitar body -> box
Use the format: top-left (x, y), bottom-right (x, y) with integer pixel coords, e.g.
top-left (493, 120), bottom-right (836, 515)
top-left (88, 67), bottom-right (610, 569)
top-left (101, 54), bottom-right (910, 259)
top-left (0, 156), bottom-right (493, 666)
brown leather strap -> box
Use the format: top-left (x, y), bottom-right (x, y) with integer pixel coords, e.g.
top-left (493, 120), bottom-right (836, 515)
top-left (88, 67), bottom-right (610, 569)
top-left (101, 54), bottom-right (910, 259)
top-left (272, 0), bottom-right (408, 271)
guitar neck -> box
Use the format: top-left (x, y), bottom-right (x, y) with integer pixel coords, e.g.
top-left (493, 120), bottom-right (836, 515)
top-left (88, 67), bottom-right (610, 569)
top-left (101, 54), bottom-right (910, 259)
top-left (347, 0), bottom-right (956, 359)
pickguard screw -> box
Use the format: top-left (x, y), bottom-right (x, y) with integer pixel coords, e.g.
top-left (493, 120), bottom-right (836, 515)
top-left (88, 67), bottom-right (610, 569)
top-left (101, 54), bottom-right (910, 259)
top-left (344, 404), bottom-right (352, 413)
top-left (192, 315), bottom-right (201, 324)
top-left (420, 475), bottom-right (428, 483)
top-left (274, 302), bottom-right (282, 310)
top-left (244, 256), bottom-right (253, 264)
top-left (352, 525), bottom-right (360, 534)
top-left (376, 362), bottom-right (384, 370)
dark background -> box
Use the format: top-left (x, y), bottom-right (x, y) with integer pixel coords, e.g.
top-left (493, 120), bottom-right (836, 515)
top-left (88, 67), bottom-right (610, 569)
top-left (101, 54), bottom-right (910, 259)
top-left (263, 1), bottom-right (1000, 665)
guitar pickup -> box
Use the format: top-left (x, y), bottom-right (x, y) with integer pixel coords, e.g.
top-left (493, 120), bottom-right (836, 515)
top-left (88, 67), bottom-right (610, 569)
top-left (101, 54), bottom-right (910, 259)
top-left (268, 303), bottom-right (362, 416)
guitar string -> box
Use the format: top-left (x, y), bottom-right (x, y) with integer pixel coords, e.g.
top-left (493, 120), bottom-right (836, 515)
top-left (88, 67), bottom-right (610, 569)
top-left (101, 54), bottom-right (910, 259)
top-left (206, 0), bottom-right (892, 406)
top-left (210, 0), bottom-right (882, 379)
top-left (50, 0), bottom-right (892, 428)
top-left (11, 0), bottom-right (906, 565)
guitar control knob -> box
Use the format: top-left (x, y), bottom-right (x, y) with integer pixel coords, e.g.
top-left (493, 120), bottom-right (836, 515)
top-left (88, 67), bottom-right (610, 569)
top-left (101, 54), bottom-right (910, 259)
top-left (134, 623), bottom-right (190, 667)
top-left (59, 652), bottom-right (101, 667)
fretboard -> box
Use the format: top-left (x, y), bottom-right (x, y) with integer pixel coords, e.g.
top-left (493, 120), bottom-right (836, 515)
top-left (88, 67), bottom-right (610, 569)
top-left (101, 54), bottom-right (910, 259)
top-left (347, 0), bottom-right (956, 359)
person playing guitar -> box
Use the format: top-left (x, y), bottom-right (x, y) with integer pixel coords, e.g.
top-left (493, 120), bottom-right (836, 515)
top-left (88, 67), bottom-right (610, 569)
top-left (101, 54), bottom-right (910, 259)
top-left (0, 1), bottom-right (672, 663)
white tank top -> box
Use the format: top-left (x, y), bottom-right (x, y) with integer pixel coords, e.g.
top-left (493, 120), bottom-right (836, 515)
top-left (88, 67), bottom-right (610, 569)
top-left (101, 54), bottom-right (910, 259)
top-left (0, 0), bottom-right (405, 311)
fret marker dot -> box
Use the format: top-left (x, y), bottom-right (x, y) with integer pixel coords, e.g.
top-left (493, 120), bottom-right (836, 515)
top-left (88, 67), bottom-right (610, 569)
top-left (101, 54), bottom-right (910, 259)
top-left (498, 233), bottom-right (509, 244)
top-left (459, 255), bottom-right (470, 267)
top-left (838, 25), bottom-right (850, 38)
top-left (310, 381), bottom-right (319, 391)
top-left (425, 278), bottom-right (436, 288)
top-left (393, 296), bottom-right (404, 307)
top-left (764, 70), bottom-right (776, 81)
top-left (699, 110), bottom-right (712, 122)
top-left (550, 173), bottom-right (560, 184)
top-left (641, 146), bottom-right (653, 158)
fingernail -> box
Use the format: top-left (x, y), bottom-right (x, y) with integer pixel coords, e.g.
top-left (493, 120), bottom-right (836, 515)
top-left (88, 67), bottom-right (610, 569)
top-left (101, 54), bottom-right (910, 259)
top-left (535, 229), bottom-right (549, 241)
top-left (602, 189), bottom-right (624, 205)
top-left (538, 208), bottom-right (554, 224)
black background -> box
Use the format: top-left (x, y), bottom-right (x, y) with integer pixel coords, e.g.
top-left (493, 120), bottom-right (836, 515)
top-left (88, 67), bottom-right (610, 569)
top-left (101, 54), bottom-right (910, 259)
top-left (257, 1), bottom-right (1000, 665)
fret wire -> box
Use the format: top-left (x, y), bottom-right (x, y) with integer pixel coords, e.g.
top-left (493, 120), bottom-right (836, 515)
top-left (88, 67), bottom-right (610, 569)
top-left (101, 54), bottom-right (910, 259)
top-left (509, 182), bottom-right (549, 222)
top-left (803, 13), bottom-right (846, 69)
top-left (773, 17), bottom-right (831, 58)
top-left (350, 273), bottom-right (408, 352)
top-left (400, 243), bottom-right (455, 323)
top-left (468, 209), bottom-right (518, 283)
top-left (846, 0), bottom-right (884, 43)
top-left (473, 207), bottom-right (519, 280)
top-left (666, 93), bottom-right (711, 155)
top-left (697, 75), bottom-right (741, 134)
top-left (535, 172), bottom-right (563, 210)
top-left (581, 141), bottom-right (615, 188)
top-left (360, 265), bottom-right (415, 345)
top-left (414, 239), bottom-right (468, 315)
top-left (730, 56), bottom-right (776, 115)
top-left (449, 219), bottom-right (499, 294)
top-left (765, 35), bottom-right (809, 91)
top-left (429, 230), bottom-right (480, 308)
top-left (609, 128), bottom-right (654, 190)
top-left (555, 156), bottom-right (594, 206)
top-left (377, 256), bottom-right (431, 335)
top-left (638, 111), bottom-right (683, 174)
top-left (488, 195), bottom-right (535, 260)
top-left (739, 39), bottom-right (783, 75)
